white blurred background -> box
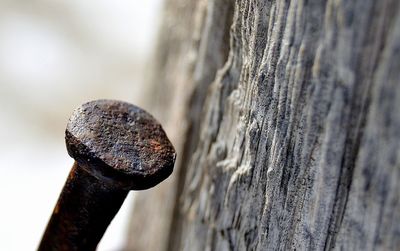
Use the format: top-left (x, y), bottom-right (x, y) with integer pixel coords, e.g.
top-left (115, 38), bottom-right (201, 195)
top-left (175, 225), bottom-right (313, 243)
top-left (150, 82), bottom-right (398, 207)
top-left (0, 0), bottom-right (164, 250)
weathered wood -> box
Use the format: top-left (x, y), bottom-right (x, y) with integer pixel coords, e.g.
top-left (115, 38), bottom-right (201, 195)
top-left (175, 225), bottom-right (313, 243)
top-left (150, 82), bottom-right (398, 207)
top-left (127, 0), bottom-right (400, 250)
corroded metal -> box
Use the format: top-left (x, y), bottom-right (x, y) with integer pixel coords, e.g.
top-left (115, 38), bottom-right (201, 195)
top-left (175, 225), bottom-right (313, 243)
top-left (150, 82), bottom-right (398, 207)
top-left (38, 100), bottom-right (176, 251)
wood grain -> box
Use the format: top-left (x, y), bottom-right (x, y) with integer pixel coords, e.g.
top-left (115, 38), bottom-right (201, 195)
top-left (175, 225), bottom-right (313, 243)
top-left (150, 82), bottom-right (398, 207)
top-left (127, 0), bottom-right (400, 250)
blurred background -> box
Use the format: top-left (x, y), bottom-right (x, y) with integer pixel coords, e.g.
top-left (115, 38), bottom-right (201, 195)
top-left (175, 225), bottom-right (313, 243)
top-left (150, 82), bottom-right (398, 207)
top-left (0, 0), bottom-right (164, 250)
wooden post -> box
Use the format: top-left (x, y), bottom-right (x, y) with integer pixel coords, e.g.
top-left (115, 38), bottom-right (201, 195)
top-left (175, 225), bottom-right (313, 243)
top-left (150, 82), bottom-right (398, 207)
top-left (127, 0), bottom-right (400, 250)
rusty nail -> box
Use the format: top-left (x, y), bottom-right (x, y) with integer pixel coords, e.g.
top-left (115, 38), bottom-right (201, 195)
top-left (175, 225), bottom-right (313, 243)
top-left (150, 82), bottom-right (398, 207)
top-left (38, 99), bottom-right (176, 251)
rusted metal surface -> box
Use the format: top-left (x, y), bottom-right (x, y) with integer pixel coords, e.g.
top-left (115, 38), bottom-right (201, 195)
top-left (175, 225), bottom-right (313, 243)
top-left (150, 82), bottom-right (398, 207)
top-left (38, 163), bottom-right (128, 251)
top-left (38, 100), bottom-right (176, 251)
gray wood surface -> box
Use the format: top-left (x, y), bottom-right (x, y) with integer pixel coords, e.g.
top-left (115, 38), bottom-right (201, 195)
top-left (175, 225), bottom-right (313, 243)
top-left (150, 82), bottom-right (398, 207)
top-left (127, 0), bottom-right (400, 250)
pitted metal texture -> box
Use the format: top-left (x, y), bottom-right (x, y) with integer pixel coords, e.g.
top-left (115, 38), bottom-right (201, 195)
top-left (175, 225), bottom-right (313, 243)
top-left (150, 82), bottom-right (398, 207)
top-left (65, 99), bottom-right (175, 190)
